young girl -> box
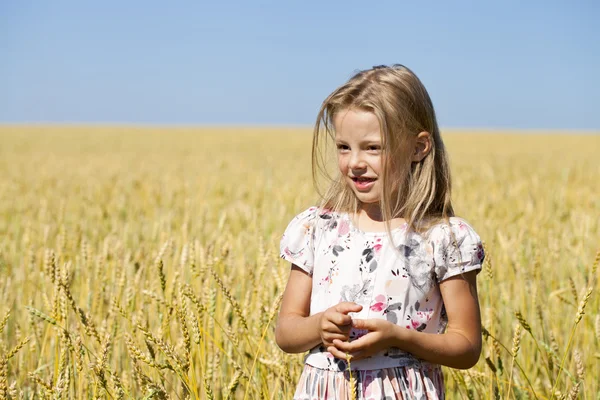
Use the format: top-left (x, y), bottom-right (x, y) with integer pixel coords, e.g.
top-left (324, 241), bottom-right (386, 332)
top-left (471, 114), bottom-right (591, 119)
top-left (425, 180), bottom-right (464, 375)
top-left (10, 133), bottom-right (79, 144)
top-left (276, 64), bottom-right (485, 399)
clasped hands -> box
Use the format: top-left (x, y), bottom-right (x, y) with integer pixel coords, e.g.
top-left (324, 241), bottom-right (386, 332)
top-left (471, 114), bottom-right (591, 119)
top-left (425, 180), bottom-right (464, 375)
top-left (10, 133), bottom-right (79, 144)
top-left (319, 301), bottom-right (398, 361)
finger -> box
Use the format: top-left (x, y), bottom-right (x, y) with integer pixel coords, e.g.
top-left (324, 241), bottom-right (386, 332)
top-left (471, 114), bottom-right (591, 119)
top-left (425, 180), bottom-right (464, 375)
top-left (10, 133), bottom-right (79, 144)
top-left (331, 312), bottom-right (352, 327)
top-left (333, 334), bottom-right (375, 353)
top-left (336, 302), bottom-right (363, 315)
top-left (332, 338), bottom-right (359, 353)
top-left (328, 310), bottom-right (358, 327)
top-left (332, 339), bottom-right (374, 362)
top-left (323, 311), bottom-right (352, 327)
top-left (327, 345), bottom-right (352, 361)
top-left (345, 351), bottom-right (368, 362)
top-left (327, 345), bottom-right (367, 362)
top-left (351, 318), bottom-right (377, 331)
top-left (323, 320), bottom-right (350, 334)
top-left (322, 333), bottom-right (348, 345)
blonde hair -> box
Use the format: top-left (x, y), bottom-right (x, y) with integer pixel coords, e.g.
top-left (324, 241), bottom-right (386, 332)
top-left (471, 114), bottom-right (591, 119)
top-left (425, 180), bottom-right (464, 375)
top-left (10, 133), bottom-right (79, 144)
top-left (312, 64), bottom-right (454, 232)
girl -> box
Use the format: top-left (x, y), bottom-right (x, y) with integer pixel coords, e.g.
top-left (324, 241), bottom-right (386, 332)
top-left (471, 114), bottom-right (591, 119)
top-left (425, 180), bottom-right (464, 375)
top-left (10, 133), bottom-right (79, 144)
top-left (276, 64), bottom-right (485, 399)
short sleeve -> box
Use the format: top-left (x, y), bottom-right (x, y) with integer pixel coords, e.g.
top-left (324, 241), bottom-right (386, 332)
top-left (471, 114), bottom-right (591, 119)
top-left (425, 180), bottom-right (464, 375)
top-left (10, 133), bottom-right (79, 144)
top-left (430, 218), bottom-right (485, 283)
top-left (279, 207), bottom-right (320, 275)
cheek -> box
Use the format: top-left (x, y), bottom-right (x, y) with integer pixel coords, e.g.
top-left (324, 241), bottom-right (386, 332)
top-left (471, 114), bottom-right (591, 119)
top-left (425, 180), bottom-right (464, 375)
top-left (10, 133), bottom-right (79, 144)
top-left (371, 156), bottom-right (383, 174)
top-left (375, 160), bottom-right (384, 174)
top-left (337, 155), bottom-right (348, 172)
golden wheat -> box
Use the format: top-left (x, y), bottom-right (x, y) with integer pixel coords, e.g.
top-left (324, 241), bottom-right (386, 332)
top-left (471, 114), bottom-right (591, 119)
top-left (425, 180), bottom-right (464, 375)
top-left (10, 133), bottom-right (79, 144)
top-left (0, 126), bottom-right (598, 399)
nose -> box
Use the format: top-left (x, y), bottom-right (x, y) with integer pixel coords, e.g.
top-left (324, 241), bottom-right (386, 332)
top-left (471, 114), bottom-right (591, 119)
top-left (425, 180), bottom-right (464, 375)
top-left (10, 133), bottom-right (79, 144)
top-left (349, 150), bottom-right (366, 170)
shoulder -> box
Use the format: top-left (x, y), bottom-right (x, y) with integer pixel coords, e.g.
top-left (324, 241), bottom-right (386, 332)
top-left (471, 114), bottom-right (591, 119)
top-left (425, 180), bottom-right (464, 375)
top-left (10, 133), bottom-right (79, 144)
top-left (281, 206), bottom-right (348, 247)
top-left (286, 206), bottom-right (320, 226)
top-left (427, 217), bottom-right (485, 281)
top-left (283, 206), bottom-right (338, 230)
top-left (280, 207), bottom-right (343, 274)
top-left (284, 206), bottom-right (346, 232)
top-left (427, 217), bottom-right (482, 246)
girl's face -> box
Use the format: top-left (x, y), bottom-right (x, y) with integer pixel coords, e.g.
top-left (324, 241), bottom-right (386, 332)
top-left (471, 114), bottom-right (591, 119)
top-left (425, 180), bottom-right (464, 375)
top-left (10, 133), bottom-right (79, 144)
top-left (334, 109), bottom-right (385, 208)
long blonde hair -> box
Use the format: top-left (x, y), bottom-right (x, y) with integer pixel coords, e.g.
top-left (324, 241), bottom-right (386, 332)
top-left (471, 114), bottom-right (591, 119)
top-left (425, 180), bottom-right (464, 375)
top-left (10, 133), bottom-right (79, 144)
top-left (312, 64), bottom-right (454, 232)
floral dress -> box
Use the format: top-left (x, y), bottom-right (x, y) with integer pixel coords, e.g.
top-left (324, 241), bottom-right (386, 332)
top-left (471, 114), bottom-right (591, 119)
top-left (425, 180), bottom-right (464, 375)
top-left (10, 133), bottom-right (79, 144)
top-left (280, 207), bottom-right (485, 400)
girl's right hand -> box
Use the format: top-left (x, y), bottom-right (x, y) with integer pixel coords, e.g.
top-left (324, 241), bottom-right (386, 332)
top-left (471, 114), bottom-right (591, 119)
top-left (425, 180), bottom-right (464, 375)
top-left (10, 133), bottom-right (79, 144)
top-left (318, 302), bottom-right (363, 347)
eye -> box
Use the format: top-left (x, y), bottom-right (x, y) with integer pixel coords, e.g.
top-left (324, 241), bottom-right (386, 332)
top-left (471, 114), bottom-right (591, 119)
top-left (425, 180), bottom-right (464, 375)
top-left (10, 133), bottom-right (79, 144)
top-left (336, 144), bottom-right (350, 152)
top-left (367, 145), bottom-right (381, 152)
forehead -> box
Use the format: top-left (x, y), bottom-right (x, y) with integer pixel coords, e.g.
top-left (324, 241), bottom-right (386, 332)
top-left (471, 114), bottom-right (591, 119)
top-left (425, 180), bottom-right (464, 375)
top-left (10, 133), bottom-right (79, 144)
top-left (333, 109), bottom-right (381, 141)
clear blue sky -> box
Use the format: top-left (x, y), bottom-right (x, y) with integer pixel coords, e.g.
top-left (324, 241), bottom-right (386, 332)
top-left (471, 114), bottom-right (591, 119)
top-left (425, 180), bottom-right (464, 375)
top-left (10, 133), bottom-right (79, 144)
top-left (1, 1), bottom-right (599, 129)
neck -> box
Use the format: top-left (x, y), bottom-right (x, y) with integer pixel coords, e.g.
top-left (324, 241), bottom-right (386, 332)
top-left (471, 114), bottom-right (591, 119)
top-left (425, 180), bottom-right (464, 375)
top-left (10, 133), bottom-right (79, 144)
top-left (354, 203), bottom-right (407, 233)
top-left (360, 203), bottom-right (385, 221)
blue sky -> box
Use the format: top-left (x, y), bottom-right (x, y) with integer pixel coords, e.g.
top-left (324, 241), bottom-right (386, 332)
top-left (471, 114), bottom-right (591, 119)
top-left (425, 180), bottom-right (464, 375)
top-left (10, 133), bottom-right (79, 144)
top-left (1, 1), bottom-right (599, 129)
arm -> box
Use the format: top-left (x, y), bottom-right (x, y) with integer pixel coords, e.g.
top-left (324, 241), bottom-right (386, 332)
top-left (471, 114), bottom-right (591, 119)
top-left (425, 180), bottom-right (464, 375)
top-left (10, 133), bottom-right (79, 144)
top-left (275, 264), bottom-right (363, 354)
top-left (331, 270), bottom-right (482, 369)
top-left (397, 270), bottom-right (482, 368)
top-left (275, 265), bottom-right (322, 353)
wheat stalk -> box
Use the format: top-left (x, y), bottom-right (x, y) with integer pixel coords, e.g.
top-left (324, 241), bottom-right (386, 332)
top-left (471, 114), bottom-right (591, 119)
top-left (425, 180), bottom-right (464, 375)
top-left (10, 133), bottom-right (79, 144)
top-left (505, 324), bottom-right (521, 400)
top-left (0, 356), bottom-right (7, 400)
top-left (550, 286), bottom-right (593, 399)
top-left (209, 267), bottom-right (249, 332)
top-left (0, 310), bottom-right (9, 336)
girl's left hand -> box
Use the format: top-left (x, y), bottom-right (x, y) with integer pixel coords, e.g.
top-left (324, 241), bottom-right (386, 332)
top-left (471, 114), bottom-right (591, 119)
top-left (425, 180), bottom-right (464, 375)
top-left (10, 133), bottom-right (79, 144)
top-left (328, 318), bottom-right (399, 361)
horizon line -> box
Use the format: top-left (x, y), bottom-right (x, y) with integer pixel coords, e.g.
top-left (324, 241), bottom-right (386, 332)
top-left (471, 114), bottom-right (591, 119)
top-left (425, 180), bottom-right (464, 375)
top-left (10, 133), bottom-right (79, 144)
top-left (1, 122), bottom-right (599, 135)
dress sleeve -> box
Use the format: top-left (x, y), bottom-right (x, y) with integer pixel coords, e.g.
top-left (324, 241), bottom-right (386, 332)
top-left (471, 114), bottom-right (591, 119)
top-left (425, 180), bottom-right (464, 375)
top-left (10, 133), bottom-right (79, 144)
top-left (279, 207), bottom-right (320, 275)
top-left (431, 218), bottom-right (485, 283)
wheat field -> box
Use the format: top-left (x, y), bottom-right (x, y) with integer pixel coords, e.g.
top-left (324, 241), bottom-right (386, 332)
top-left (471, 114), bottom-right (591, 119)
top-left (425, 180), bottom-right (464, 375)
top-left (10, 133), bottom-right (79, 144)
top-left (0, 126), bottom-right (598, 399)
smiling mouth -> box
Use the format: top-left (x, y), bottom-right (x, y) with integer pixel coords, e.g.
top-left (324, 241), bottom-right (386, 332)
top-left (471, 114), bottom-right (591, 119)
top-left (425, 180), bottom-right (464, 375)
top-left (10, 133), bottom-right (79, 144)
top-left (351, 177), bottom-right (377, 182)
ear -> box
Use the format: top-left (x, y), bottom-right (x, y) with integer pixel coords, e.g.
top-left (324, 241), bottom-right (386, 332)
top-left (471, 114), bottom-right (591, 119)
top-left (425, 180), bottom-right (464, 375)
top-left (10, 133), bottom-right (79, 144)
top-left (411, 131), bottom-right (432, 162)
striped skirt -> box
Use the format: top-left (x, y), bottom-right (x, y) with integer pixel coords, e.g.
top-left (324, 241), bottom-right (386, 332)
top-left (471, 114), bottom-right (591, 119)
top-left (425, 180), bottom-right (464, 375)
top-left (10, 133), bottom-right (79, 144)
top-left (293, 364), bottom-right (444, 400)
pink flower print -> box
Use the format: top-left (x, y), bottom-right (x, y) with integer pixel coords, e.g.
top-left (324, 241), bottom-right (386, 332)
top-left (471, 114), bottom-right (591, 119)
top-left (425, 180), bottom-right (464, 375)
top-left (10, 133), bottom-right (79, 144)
top-left (283, 246), bottom-right (303, 259)
top-left (409, 310), bottom-right (432, 332)
top-left (370, 302), bottom-right (386, 312)
top-left (369, 294), bottom-right (387, 312)
top-left (416, 310), bottom-right (433, 322)
top-left (338, 219), bottom-right (350, 236)
top-left (373, 243), bottom-right (383, 254)
top-left (323, 267), bottom-right (338, 286)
